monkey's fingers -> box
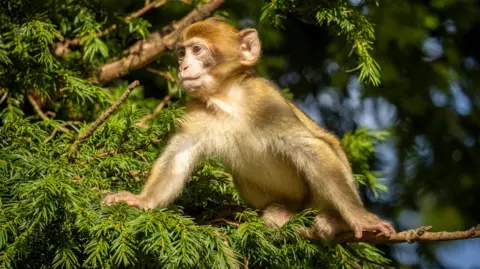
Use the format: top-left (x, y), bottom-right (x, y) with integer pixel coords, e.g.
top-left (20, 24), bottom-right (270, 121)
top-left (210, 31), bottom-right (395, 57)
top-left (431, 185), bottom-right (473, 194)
top-left (354, 221), bottom-right (394, 238)
top-left (374, 222), bottom-right (394, 237)
top-left (102, 194), bottom-right (118, 205)
top-left (381, 221), bottom-right (396, 235)
top-left (102, 191), bottom-right (141, 207)
top-left (353, 225), bottom-right (364, 239)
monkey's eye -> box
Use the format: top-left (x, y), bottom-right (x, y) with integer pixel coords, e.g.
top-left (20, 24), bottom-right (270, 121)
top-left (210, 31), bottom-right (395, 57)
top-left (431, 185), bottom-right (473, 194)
top-left (178, 49), bottom-right (186, 59)
top-left (192, 45), bottom-right (202, 54)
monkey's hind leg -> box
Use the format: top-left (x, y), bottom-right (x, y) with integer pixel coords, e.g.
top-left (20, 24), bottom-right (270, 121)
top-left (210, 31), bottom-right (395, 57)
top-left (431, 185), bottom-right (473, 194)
top-left (261, 203), bottom-right (352, 241)
top-left (313, 209), bottom-right (350, 240)
top-left (261, 203), bottom-right (318, 240)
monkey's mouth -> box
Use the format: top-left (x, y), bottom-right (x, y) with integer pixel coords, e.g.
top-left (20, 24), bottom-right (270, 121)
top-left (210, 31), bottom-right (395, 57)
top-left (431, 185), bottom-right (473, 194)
top-left (181, 76), bottom-right (200, 82)
top-left (180, 76), bottom-right (204, 90)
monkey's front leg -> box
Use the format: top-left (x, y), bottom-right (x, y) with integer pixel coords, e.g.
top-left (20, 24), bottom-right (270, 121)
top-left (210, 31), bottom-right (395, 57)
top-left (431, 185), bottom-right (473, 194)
top-left (103, 135), bottom-right (201, 209)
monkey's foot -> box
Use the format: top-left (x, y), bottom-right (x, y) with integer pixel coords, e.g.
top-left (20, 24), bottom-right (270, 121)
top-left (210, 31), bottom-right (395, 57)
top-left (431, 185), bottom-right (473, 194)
top-left (313, 209), bottom-right (350, 240)
top-left (351, 217), bottom-right (395, 239)
top-left (102, 191), bottom-right (148, 209)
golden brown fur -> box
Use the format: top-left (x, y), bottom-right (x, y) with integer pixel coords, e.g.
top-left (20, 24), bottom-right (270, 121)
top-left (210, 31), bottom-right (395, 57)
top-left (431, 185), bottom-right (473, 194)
top-left (103, 17), bottom-right (395, 241)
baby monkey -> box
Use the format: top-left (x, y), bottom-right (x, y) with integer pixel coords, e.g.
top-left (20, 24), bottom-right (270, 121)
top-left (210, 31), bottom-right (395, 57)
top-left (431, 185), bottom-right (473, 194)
top-left (103, 17), bottom-right (395, 240)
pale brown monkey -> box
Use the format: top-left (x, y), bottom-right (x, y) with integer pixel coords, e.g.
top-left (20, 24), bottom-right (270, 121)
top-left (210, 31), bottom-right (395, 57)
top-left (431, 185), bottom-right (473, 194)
top-left (103, 17), bottom-right (395, 240)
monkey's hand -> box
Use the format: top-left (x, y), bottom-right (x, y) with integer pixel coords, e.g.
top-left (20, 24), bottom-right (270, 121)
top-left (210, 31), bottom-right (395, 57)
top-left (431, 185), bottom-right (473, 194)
top-left (350, 212), bottom-right (396, 239)
top-left (102, 191), bottom-right (151, 209)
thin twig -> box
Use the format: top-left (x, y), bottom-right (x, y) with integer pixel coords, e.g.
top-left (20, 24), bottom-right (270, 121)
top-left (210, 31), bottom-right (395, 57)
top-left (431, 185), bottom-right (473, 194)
top-left (134, 151), bottom-right (151, 166)
top-left (208, 218), bottom-right (240, 227)
top-left (126, 0), bottom-right (168, 21)
top-left (44, 121), bottom-right (81, 143)
top-left (212, 170), bottom-right (233, 182)
top-left (136, 69), bottom-right (177, 128)
top-left (0, 90), bottom-right (7, 105)
top-left (243, 255), bottom-right (248, 269)
top-left (89, 140), bottom-right (159, 160)
top-left (136, 86), bottom-right (177, 128)
top-left (27, 94), bottom-right (72, 135)
top-left (95, 0), bottom-right (224, 84)
top-left (342, 255), bottom-right (361, 269)
top-left (45, 111), bottom-right (56, 119)
top-left (70, 80), bottom-right (140, 152)
top-left (53, 0), bottom-right (174, 57)
top-left (147, 68), bottom-right (176, 81)
top-left (204, 209), bottom-right (480, 245)
top-left (334, 225), bottom-right (480, 244)
top-left (91, 148), bottom-right (138, 159)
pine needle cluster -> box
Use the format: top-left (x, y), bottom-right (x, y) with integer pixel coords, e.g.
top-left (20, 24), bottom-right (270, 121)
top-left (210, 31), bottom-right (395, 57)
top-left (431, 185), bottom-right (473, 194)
top-left (261, 0), bottom-right (382, 86)
top-left (0, 0), bottom-right (392, 268)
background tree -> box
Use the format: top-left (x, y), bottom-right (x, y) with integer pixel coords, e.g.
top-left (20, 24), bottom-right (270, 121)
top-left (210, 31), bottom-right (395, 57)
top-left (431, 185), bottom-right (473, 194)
top-left (1, 0), bottom-right (479, 268)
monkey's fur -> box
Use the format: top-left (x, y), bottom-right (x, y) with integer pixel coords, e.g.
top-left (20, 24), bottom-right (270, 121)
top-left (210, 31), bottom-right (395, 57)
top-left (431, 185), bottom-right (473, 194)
top-left (103, 17), bottom-right (395, 240)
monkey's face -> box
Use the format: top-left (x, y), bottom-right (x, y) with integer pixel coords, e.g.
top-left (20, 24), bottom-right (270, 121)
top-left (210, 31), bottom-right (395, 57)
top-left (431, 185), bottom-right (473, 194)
top-left (176, 18), bottom-right (261, 96)
top-left (176, 38), bottom-right (216, 91)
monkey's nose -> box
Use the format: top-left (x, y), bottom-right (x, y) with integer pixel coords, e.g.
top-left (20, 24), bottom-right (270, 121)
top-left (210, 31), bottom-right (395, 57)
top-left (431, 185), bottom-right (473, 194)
top-left (181, 65), bottom-right (189, 71)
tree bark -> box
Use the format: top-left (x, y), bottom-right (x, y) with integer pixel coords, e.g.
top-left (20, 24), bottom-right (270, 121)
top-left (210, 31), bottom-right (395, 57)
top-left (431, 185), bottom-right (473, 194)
top-left (334, 225), bottom-right (480, 244)
top-left (94, 0), bottom-right (224, 85)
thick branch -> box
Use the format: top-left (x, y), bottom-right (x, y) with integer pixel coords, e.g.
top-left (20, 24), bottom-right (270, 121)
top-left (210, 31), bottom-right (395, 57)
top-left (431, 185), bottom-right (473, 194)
top-left (334, 225), bottom-right (480, 244)
top-left (70, 80), bottom-right (139, 152)
top-left (94, 0), bottom-right (224, 85)
top-left (52, 0), bottom-right (172, 57)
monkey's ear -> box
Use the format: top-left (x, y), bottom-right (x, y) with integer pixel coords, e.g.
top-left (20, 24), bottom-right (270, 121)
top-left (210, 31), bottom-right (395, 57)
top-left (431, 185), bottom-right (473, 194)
top-left (239, 29), bottom-right (261, 66)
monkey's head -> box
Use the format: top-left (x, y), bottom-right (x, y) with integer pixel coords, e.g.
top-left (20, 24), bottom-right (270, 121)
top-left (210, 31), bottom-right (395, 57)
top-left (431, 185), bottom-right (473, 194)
top-left (176, 17), bottom-right (261, 96)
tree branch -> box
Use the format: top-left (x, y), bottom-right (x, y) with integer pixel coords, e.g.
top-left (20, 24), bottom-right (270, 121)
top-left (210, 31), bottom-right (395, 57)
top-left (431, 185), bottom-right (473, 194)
top-left (0, 90), bottom-right (7, 105)
top-left (27, 94), bottom-right (73, 135)
top-left (52, 0), bottom-right (174, 58)
top-left (209, 218), bottom-right (240, 227)
top-left (136, 69), bottom-right (178, 128)
top-left (334, 225), bottom-right (480, 244)
top-left (125, 0), bottom-right (169, 21)
top-left (94, 0), bottom-right (224, 85)
top-left (44, 121), bottom-right (81, 143)
top-left (204, 211), bottom-right (480, 245)
top-left (89, 139), bottom-right (160, 159)
top-left (70, 80), bottom-right (139, 152)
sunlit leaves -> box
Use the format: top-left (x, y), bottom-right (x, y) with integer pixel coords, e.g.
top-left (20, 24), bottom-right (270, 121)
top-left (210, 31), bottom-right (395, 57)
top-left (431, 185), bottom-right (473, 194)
top-left (52, 247), bottom-right (80, 269)
top-left (0, 47), bottom-right (12, 67)
top-left (81, 36), bottom-right (109, 63)
top-left (0, 100), bottom-right (24, 125)
top-left (0, 108), bottom-right (392, 268)
top-left (21, 20), bottom-right (59, 69)
top-left (342, 129), bottom-right (389, 197)
top-left (128, 18), bottom-right (151, 40)
top-left (262, 0), bottom-right (383, 86)
top-left (0, 0), bottom-right (394, 267)
top-left (62, 74), bottom-right (110, 105)
top-left (316, 7), bottom-right (381, 86)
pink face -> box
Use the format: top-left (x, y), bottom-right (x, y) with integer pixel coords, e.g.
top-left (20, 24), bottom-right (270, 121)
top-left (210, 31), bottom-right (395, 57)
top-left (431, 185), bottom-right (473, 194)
top-left (176, 38), bottom-right (215, 91)
top-left (176, 28), bottom-right (261, 94)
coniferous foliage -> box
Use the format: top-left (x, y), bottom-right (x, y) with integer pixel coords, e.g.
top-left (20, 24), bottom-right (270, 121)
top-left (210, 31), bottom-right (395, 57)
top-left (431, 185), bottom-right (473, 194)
top-left (0, 0), bottom-right (393, 268)
top-left (261, 0), bottom-right (382, 86)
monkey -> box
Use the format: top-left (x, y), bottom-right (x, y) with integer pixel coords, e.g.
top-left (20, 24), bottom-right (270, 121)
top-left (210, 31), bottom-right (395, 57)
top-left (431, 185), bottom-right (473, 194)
top-left (103, 17), bottom-right (396, 240)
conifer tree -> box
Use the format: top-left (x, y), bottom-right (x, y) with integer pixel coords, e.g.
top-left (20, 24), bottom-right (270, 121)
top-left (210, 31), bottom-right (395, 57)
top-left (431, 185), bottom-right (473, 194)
top-left (1, 1), bottom-right (477, 268)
